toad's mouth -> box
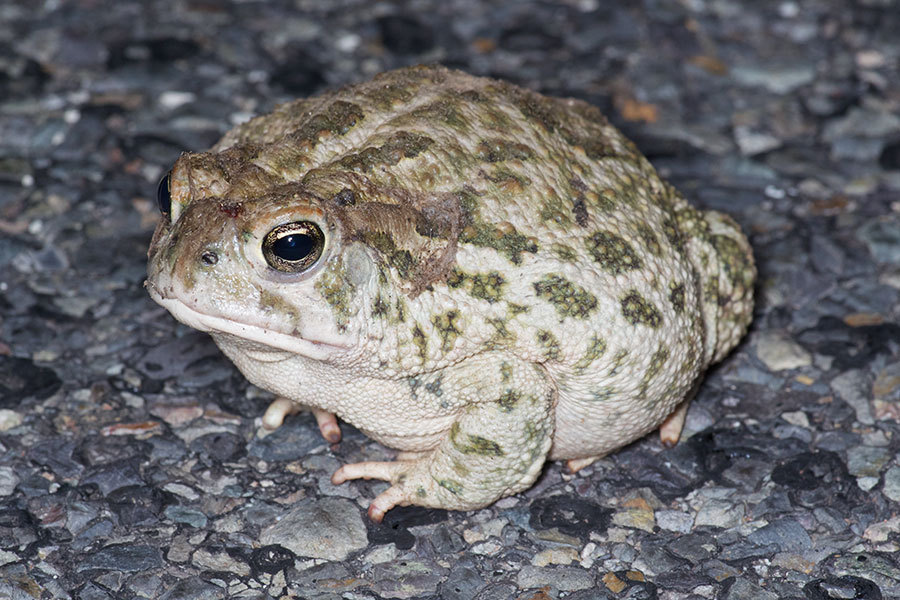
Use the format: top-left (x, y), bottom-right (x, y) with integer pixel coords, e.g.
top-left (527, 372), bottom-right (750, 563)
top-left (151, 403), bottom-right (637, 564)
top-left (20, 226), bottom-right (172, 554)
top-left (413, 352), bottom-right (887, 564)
top-left (145, 280), bottom-right (352, 361)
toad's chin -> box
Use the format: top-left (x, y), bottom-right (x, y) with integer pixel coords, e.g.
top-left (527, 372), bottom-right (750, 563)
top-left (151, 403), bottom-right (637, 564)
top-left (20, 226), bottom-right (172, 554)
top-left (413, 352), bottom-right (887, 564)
top-left (145, 281), bottom-right (352, 362)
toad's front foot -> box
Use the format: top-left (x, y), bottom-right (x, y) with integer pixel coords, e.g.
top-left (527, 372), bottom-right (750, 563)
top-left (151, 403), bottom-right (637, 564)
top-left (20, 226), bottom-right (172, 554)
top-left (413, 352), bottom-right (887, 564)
top-left (331, 353), bottom-right (555, 520)
top-left (262, 397), bottom-right (341, 443)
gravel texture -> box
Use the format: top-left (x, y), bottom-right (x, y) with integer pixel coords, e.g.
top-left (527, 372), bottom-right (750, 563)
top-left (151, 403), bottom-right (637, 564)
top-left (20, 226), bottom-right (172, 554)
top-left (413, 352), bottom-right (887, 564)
top-left (2, 1), bottom-right (900, 598)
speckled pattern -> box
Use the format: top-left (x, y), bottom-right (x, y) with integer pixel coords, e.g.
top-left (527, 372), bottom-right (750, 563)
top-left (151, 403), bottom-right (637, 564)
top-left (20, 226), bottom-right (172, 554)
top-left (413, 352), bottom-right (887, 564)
top-left (2, 0), bottom-right (900, 598)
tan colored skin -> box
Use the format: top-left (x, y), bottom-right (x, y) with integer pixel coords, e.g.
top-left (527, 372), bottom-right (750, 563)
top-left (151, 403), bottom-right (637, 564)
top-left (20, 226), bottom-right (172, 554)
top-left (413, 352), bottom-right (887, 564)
top-left (146, 65), bottom-right (754, 521)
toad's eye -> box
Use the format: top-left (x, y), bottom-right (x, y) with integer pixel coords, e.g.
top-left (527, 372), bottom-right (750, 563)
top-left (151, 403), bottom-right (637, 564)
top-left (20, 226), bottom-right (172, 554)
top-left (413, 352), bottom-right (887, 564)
top-left (156, 173), bottom-right (171, 216)
top-left (262, 221), bottom-right (325, 273)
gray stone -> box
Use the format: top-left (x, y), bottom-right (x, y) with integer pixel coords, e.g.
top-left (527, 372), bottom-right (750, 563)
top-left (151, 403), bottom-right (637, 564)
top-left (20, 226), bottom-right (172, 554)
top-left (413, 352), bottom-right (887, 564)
top-left (475, 583), bottom-right (517, 600)
top-left (0, 466), bottom-right (19, 496)
top-left (516, 565), bottom-right (594, 592)
top-left (77, 583), bottom-right (113, 600)
top-left (192, 548), bottom-right (250, 577)
top-left (259, 498), bottom-right (367, 561)
top-left (137, 333), bottom-right (222, 380)
top-left (846, 446), bottom-right (891, 478)
top-left (858, 216), bottom-right (900, 264)
top-left (159, 579), bottom-right (225, 600)
top-left (72, 519), bottom-right (114, 552)
top-left (77, 544), bottom-right (163, 572)
top-left (814, 507), bottom-right (850, 533)
top-left (694, 498), bottom-right (745, 529)
top-left (747, 519), bottom-right (812, 552)
top-left (726, 577), bottom-right (779, 600)
top-left (0, 583), bottom-right (39, 600)
top-left (724, 364), bottom-right (784, 389)
top-left (666, 533), bottom-right (715, 564)
top-left (731, 63), bottom-right (815, 94)
top-left (734, 125), bottom-right (781, 156)
top-left (165, 505), bottom-right (208, 528)
top-left (371, 559), bottom-right (448, 599)
top-left (440, 564), bottom-right (487, 600)
top-left (823, 107), bottom-right (900, 141)
top-left (655, 510), bottom-right (693, 533)
top-left (287, 562), bottom-right (364, 599)
top-left (883, 466), bottom-right (900, 502)
top-left (830, 370), bottom-right (874, 425)
top-left (756, 331), bottom-right (812, 371)
top-left (127, 573), bottom-right (163, 599)
top-left (248, 414), bottom-right (325, 462)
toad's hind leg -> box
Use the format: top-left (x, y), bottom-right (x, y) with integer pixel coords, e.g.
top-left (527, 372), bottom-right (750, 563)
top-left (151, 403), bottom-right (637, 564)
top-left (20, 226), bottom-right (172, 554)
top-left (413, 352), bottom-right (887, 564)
top-left (332, 354), bottom-right (556, 521)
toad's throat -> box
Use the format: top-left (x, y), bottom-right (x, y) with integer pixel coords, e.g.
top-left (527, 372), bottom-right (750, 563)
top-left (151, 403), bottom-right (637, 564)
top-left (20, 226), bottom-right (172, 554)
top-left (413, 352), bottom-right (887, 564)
top-left (145, 281), bottom-right (351, 361)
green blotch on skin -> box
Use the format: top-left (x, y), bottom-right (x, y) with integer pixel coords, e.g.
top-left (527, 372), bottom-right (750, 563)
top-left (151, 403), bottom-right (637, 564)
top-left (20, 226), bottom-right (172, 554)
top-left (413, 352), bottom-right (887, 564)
top-left (561, 127), bottom-right (615, 160)
top-left (574, 335), bottom-right (607, 373)
top-left (676, 207), bottom-right (711, 241)
top-left (361, 231), bottom-right (417, 280)
top-left (447, 268), bottom-right (506, 303)
top-left (536, 330), bottom-right (561, 361)
top-left (608, 349), bottom-right (630, 376)
top-left (476, 138), bottom-right (535, 162)
top-left (394, 297), bottom-right (407, 324)
top-left (470, 272), bottom-right (505, 302)
top-left (669, 282), bottom-right (686, 313)
top-left (424, 374), bottom-right (443, 397)
top-left (522, 421), bottom-right (544, 462)
top-left (314, 258), bottom-right (356, 329)
top-left (620, 289), bottom-right (662, 328)
top-left (508, 87), bottom-right (561, 133)
top-left (487, 316), bottom-right (515, 345)
top-left (452, 459), bottom-right (471, 477)
top-left (456, 189), bottom-right (538, 265)
top-left (662, 217), bottom-right (685, 253)
top-left (461, 223), bottom-right (538, 265)
top-left (450, 422), bottom-right (504, 456)
top-left (372, 294), bottom-right (390, 318)
top-left (412, 325), bottom-right (427, 362)
top-left (533, 274), bottom-right (598, 319)
top-left (704, 276), bottom-right (720, 304)
top-left (416, 486), bottom-right (427, 498)
top-left (551, 243), bottom-right (579, 262)
top-left (636, 223), bottom-right (662, 256)
top-left (438, 479), bottom-right (464, 495)
top-left (591, 387), bottom-right (615, 401)
top-left (432, 310), bottom-right (462, 352)
top-left (360, 82), bottom-right (416, 110)
top-left (407, 376), bottom-right (421, 400)
top-left (294, 100), bottom-right (364, 146)
top-left (508, 303), bottom-right (529, 316)
top-left (640, 345), bottom-right (671, 398)
top-left (497, 389), bottom-right (521, 412)
top-left (339, 130), bottom-right (435, 172)
top-left (499, 362), bottom-right (513, 384)
top-left (409, 100), bottom-right (469, 130)
top-left (713, 233), bottom-right (754, 292)
top-left (586, 230), bottom-right (643, 274)
top-left (483, 166), bottom-right (531, 189)
top-left (258, 288), bottom-right (297, 321)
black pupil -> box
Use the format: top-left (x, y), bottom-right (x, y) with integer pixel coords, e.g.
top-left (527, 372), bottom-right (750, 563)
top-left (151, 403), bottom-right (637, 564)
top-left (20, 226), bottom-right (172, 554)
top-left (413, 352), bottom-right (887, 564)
top-left (273, 233), bottom-right (313, 261)
top-left (156, 174), bottom-right (171, 215)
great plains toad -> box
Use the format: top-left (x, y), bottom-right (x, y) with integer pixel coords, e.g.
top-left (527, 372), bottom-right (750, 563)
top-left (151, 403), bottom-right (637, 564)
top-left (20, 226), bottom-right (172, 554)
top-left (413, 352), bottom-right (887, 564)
top-left (146, 65), bottom-right (755, 521)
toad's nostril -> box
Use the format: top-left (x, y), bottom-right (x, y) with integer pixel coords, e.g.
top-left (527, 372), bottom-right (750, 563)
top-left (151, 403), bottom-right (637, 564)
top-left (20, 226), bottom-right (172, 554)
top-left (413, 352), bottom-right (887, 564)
top-left (200, 251), bottom-right (219, 266)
